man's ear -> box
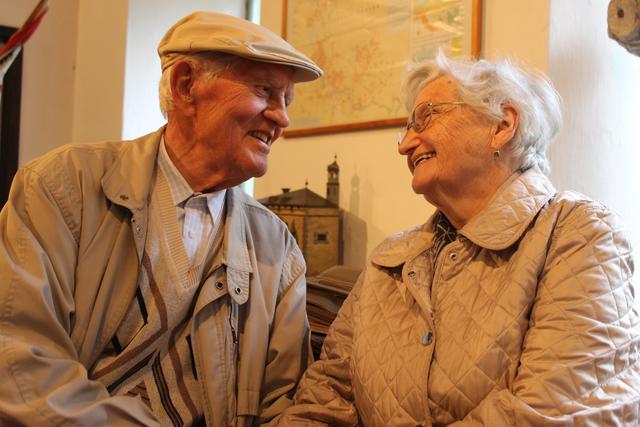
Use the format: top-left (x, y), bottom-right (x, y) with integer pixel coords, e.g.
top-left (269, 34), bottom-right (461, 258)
top-left (170, 60), bottom-right (197, 114)
top-left (491, 103), bottom-right (519, 150)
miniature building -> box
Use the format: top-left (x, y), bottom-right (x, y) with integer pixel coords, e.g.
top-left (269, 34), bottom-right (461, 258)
top-left (259, 158), bottom-right (340, 276)
top-left (326, 156), bottom-right (339, 206)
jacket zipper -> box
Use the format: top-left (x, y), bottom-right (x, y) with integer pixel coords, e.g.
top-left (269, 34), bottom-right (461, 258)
top-left (227, 299), bottom-right (239, 425)
top-left (229, 305), bottom-right (238, 344)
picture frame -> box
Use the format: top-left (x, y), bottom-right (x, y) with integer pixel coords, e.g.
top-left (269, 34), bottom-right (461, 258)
top-left (0, 25), bottom-right (23, 207)
top-left (282, 0), bottom-right (482, 137)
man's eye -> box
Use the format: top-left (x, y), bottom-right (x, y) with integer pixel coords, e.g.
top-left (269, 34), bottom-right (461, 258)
top-left (257, 85), bottom-right (271, 95)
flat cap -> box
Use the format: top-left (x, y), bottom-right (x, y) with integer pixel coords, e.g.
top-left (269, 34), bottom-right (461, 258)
top-left (158, 11), bottom-right (323, 83)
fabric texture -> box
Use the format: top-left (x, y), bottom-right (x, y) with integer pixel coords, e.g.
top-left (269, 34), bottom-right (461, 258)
top-left (0, 127), bottom-right (311, 427)
top-left (182, 195), bottom-right (214, 263)
top-left (91, 165), bottom-right (222, 425)
top-left (280, 167), bottom-right (640, 427)
top-left (158, 139), bottom-right (226, 265)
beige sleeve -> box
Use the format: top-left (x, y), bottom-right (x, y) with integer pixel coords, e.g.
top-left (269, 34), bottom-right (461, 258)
top-left (0, 166), bottom-right (159, 426)
top-left (277, 272), bottom-right (365, 427)
top-left (451, 203), bottom-right (640, 426)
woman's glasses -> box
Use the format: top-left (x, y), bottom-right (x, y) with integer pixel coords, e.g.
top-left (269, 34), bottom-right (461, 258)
top-left (397, 101), bottom-right (465, 144)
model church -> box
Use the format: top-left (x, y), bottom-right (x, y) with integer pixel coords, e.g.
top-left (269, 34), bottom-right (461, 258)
top-left (259, 158), bottom-right (341, 276)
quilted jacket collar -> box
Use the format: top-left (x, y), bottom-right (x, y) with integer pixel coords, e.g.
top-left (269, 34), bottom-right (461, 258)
top-left (370, 223), bottom-right (435, 268)
top-left (371, 167), bottom-right (556, 267)
top-left (460, 167), bottom-right (556, 250)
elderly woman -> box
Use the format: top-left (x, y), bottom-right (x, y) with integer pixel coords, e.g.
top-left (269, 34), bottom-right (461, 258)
top-left (279, 53), bottom-right (640, 426)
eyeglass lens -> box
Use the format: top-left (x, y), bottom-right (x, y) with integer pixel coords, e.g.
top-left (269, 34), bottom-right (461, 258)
top-left (398, 103), bottom-right (432, 144)
top-left (411, 103), bottom-right (432, 132)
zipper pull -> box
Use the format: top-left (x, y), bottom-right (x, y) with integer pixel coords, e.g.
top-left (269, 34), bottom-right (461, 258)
top-left (229, 306), bottom-right (238, 344)
top-left (230, 323), bottom-right (237, 344)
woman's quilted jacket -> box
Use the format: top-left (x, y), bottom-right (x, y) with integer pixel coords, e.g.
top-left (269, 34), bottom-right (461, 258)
top-left (279, 168), bottom-right (640, 426)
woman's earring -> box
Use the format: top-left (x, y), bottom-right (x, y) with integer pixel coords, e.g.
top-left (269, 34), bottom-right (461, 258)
top-left (493, 150), bottom-right (501, 160)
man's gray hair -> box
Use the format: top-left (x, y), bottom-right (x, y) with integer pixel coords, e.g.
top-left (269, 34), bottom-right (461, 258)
top-left (402, 51), bottom-right (562, 175)
top-left (159, 52), bottom-right (240, 118)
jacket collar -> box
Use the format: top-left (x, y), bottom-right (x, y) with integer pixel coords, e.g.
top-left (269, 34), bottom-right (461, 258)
top-left (102, 127), bottom-right (252, 273)
top-left (102, 126), bottom-right (165, 210)
top-left (213, 187), bottom-right (255, 305)
top-left (459, 167), bottom-right (556, 250)
top-left (101, 126), bottom-right (254, 303)
top-left (371, 167), bottom-right (556, 267)
top-left (370, 222), bottom-right (435, 268)
top-left (220, 187), bottom-right (253, 275)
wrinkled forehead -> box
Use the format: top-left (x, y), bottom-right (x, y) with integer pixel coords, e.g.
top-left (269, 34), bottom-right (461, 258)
top-left (414, 75), bottom-right (459, 106)
top-left (229, 58), bottom-right (296, 97)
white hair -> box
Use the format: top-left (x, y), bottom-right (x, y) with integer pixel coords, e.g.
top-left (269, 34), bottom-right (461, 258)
top-left (402, 51), bottom-right (562, 175)
top-left (158, 52), bottom-right (241, 118)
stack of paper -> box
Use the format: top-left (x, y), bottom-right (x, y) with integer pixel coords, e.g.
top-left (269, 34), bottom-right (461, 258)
top-left (306, 265), bottom-right (361, 359)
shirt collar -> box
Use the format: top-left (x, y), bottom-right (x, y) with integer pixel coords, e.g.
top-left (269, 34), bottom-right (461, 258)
top-left (158, 137), bottom-right (193, 206)
top-left (158, 137), bottom-right (227, 221)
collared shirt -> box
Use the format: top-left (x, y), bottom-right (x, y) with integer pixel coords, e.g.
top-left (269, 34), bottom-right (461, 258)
top-left (430, 211), bottom-right (457, 261)
top-left (157, 138), bottom-right (226, 264)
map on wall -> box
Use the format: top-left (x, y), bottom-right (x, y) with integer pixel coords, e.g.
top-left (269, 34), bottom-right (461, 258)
top-left (284, 0), bottom-right (481, 136)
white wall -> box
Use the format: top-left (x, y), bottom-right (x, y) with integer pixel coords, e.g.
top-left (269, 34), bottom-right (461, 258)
top-left (0, 0), bottom-right (79, 163)
top-left (256, 0), bottom-right (551, 269)
top-left (122, 0), bottom-right (246, 140)
top-left (1, 1), bottom-right (247, 164)
top-left (548, 0), bottom-right (640, 268)
top-left (72, 0), bottom-right (128, 143)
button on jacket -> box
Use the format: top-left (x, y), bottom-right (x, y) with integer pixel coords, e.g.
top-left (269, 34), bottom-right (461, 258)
top-left (281, 168), bottom-right (640, 426)
top-left (0, 127), bottom-right (310, 426)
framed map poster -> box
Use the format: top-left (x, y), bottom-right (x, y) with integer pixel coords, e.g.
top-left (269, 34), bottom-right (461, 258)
top-left (283, 0), bottom-right (482, 137)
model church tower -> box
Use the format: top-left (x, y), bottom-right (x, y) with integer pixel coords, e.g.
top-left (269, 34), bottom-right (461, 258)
top-left (258, 158), bottom-right (340, 275)
top-left (326, 155), bottom-right (339, 206)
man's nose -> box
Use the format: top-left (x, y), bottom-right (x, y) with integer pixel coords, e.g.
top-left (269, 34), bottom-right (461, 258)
top-left (264, 100), bottom-right (290, 128)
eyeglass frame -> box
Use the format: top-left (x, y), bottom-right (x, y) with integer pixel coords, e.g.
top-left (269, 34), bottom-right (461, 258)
top-left (397, 101), bottom-right (465, 144)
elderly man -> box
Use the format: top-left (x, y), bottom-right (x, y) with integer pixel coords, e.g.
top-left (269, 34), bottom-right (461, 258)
top-left (0, 12), bottom-right (322, 426)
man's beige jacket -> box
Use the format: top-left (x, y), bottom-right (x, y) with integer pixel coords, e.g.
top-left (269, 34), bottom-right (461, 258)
top-left (281, 168), bottom-right (640, 426)
top-left (0, 128), bottom-right (310, 426)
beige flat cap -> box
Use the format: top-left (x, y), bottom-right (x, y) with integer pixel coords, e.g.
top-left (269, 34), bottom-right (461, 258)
top-left (158, 11), bottom-right (323, 83)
